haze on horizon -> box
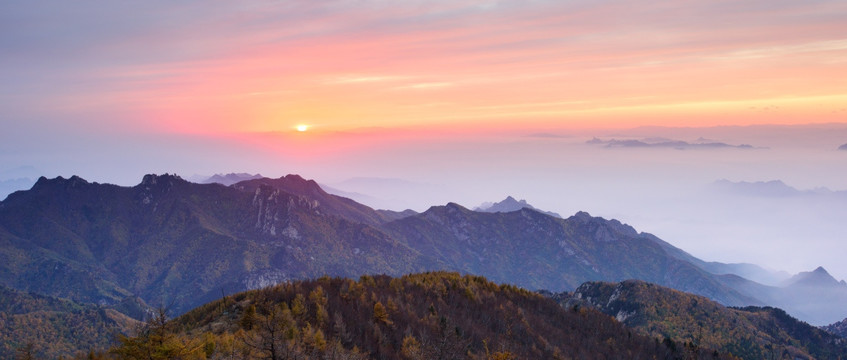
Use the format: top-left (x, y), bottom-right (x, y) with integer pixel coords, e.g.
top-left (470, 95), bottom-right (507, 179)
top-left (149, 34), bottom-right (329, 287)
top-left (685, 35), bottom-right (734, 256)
top-left (2, 2), bottom-right (847, 281)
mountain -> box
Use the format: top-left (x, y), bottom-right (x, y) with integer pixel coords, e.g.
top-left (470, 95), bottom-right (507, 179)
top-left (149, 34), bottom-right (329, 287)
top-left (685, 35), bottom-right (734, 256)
top-left (384, 205), bottom-right (755, 306)
top-left (777, 267), bottom-right (847, 326)
top-left (716, 266), bottom-right (847, 326)
top-left (0, 284), bottom-right (138, 359)
top-left (474, 196), bottom-right (562, 218)
top-left (0, 174), bottom-right (753, 316)
top-left (7, 172), bottom-right (847, 356)
top-left (839, 143), bottom-right (847, 151)
top-left (200, 172), bottom-right (263, 186)
top-left (232, 174), bottom-right (394, 226)
top-left (784, 266), bottom-right (846, 288)
top-left (712, 179), bottom-right (803, 197)
top-left (568, 280), bottom-right (847, 360)
top-left (376, 208), bottom-right (419, 221)
top-left (113, 272), bottom-right (734, 359)
top-left (710, 179), bottom-right (847, 198)
top-left (0, 174), bottom-right (425, 314)
top-left (3, 173), bottom-right (844, 326)
top-left (587, 137), bottom-right (754, 149)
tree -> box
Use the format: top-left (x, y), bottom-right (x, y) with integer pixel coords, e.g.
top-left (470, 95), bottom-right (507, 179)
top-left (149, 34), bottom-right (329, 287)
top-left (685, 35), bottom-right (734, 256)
top-left (373, 302), bottom-right (391, 325)
top-left (240, 304), bottom-right (257, 330)
top-left (240, 303), bottom-right (301, 360)
top-left (401, 335), bottom-right (424, 360)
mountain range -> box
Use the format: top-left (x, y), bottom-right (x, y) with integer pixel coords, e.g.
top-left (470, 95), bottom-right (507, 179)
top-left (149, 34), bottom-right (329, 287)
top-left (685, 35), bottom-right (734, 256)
top-left (711, 179), bottom-right (847, 199)
top-left (586, 137), bottom-right (755, 149)
top-left (2, 173), bottom-right (847, 356)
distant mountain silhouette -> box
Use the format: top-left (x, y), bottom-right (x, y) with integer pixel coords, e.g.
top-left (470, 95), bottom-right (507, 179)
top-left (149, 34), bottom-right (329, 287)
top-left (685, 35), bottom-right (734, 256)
top-left (587, 137), bottom-right (754, 149)
top-left (716, 266), bottom-right (847, 326)
top-left (784, 266), bottom-right (846, 288)
top-left (839, 143), bottom-right (847, 151)
top-left (710, 179), bottom-right (847, 198)
top-left (474, 196), bottom-right (562, 218)
top-left (200, 172), bottom-right (263, 186)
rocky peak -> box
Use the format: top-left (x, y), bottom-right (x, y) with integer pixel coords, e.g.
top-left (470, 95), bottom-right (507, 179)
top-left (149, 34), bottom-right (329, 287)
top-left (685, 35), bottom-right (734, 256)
top-left (785, 266), bottom-right (843, 288)
top-left (67, 175), bottom-right (89, 187)
top-left (234, 174), bottom-right (326, 198)
top-left (475, 196), bottom-right (562, 218)
top-left (136, 174), bottom-right (188, 206)
top-left (31, 175), bottom-right (91, 191)
top-left (140, 173), bottom-right (184, 187)
top-left (570, 211), bottom-right (593, 223)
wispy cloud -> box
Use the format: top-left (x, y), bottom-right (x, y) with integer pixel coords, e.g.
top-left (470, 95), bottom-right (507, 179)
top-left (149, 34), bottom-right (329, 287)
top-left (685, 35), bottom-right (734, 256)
top-left (715, 39), bottom-right (847, 61)
top-left (2, 0), bottom-right (847, 135)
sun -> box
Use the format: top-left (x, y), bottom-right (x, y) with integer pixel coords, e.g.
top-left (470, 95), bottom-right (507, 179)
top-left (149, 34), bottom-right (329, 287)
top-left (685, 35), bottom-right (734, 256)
top-left (296, 124), bottom-right (308, 132)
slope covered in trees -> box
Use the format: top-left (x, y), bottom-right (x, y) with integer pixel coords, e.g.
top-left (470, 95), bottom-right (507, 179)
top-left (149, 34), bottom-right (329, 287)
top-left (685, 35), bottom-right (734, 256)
top-left (113, 272), bottom-right (734, 359)
top-left (0, 285), bottom-right (137, 359)
top-left (568, 280), bottom-right (847, 360)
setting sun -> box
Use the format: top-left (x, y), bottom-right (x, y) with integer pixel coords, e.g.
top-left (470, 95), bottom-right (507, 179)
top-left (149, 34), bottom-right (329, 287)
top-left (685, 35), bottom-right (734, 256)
top-left (296, 124), bottom-right (309, 132)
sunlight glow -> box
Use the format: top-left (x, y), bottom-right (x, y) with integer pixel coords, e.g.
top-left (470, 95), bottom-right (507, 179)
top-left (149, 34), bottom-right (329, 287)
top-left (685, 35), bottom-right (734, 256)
top-left (296, 124), bottom-right (309, 132)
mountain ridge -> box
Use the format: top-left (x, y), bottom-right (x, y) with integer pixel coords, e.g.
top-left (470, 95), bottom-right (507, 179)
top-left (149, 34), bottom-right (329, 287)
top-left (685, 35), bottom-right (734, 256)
top-left (1, 173), bottom-right (844, 326)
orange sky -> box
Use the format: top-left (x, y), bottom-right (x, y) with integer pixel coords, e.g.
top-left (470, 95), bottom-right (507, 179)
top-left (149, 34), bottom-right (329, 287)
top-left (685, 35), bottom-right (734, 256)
top-left (4, 1), bottom-right (843, 139)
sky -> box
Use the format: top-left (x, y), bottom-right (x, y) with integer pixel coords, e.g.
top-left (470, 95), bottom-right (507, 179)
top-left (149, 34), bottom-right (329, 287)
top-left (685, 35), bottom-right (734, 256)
top-left (2, 1), bottom-right (847, 280)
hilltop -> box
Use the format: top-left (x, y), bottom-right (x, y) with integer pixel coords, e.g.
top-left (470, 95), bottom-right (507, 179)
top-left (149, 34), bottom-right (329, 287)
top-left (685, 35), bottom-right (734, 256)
top-left (567, 280), bottom-right (847, 360)
top-left (114, 272), bottom-right (733, 359)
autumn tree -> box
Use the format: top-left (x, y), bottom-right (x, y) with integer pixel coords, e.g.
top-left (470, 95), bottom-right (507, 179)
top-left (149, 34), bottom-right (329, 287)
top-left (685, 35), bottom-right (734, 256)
top-left (373, 301), bottom-right (391, 325)
top-left (111, 307), bottom-right (204, 360)
top-left (240, 302), bottom-right (302, 360)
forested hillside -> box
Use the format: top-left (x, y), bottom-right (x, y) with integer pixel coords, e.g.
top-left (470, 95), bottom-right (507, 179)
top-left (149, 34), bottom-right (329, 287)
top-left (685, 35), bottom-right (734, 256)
top-left (569, 280), bottom-right (847, 360)
top-left (0, 285), bottom-right (137, 359)
top-left (112, 272), bottom-right (733, 359)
